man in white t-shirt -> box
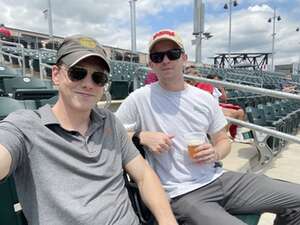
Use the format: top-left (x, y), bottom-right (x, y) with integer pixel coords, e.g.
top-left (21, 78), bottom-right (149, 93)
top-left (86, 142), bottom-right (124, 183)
top-left (116, 29), bottom-right (300, 225)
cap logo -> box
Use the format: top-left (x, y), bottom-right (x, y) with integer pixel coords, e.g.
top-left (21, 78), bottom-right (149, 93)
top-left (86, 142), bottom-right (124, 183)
top-left (79, 38), bottom-right (97, 49)
top-left (153, 30), bottom-right (175, 40)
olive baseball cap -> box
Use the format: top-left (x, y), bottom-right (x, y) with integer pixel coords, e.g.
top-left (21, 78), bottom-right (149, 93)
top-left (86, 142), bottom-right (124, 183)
top-left (148, 29), bottom-right (184, 53)
top-left (56, 34), bottom-right (110, 73)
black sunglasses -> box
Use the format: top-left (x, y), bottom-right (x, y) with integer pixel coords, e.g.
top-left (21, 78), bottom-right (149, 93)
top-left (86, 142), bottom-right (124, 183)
top-left (67, 67), bottom-right (108, 87)
top-left (150, 48), bottom-right (183, 63)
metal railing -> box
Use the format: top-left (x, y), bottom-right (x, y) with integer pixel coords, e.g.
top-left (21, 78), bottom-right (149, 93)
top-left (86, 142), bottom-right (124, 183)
top-left (38, 48), bottom-right (57, 80)
top-left (184, 75), bottom-right (300, 101)
top-left (227, 117), bottom-right (300, 144)
top-left (183, 75), bottom-right (300, 145)
top-left (0, 40), bottom-right (25, 75)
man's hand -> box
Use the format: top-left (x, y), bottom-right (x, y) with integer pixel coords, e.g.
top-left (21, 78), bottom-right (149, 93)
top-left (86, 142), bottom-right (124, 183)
top-left (190, 143), bottom-right (219, 164)
top-left (140, 131), bottom-right (174, 154)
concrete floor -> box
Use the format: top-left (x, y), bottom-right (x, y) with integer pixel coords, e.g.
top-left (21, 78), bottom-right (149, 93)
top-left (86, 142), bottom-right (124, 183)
top-left (223, 134), bottom-right (300, 225)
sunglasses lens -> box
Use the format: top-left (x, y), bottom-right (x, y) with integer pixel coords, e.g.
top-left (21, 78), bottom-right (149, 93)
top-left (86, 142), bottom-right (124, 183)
top-left (150, 52), bottom-right (164, 63)
top-left (68, 67), bottom-right (87, 81)
top-left (150, 49), bottom-right (182, 63)
top-left (68, 67), bottom-right (108, 86)
top-left (92, 72), bottom-right (108, 86)
top-left (166, 49), bottom-right (182, 60)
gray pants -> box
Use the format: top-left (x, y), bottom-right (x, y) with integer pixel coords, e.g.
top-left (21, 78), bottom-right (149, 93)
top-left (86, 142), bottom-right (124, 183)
top-left (170, 171), bottom-right (300, 225)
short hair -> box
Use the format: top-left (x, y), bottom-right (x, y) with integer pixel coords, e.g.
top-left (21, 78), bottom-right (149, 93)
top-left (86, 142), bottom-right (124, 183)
top-left (207, 74), bottom-right (222, 80)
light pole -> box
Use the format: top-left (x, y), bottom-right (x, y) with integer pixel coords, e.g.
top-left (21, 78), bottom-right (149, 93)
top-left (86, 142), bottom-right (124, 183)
top-left (193, 32), bottom-right (213, 64)
top-left (47, 0), bottom-right (54, 49)
top-left (193, 0), bottom-right (205, 64)
top-left (224, 0), bottom-right (238, 67)
top-left (296, 27), bottom-right (300, 74)
top-left (129, 0), bottom-right (137, 53)
top-left (268, 8), bottom-right (281, 71)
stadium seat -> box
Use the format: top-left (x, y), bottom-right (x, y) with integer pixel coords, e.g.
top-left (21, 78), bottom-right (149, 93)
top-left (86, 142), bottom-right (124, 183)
top-left (109, 81), bottom-right (129, 100)
top-left (0, 177), bottom-right (28, 225)
top-left (245, 106), bottom-right (276, 164)
top-left (2, 76), bottom-right (57, 100)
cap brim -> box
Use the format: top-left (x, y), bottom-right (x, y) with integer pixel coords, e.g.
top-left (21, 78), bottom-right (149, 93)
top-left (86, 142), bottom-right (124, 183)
top-left (62, 50), bottom-right (110, 73)
top-left (149, 37), bottom-right (181, 52)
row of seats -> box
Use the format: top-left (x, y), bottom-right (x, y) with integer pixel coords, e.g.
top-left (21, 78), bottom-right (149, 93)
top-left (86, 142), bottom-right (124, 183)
top-left (245, 99), bottom-right (300, 165)
top-left (0, 75), bottom-right (57, 100)
top-left (198, 66), bottom-right (300, 90)
top-left (226, 90), bottom-right (276, 110)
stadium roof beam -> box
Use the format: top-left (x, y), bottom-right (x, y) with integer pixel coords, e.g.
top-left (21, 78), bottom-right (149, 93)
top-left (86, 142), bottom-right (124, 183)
top-left (212, 52), bottom-right (271, 70)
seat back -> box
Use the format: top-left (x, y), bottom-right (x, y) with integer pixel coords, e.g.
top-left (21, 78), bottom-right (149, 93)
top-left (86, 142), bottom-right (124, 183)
top-left (0, 177), bottom-right (28, 225)
top-left (0, 97), bottom-right (26, 119)
top-left (2, 76), bottom-right (52, 96)
top-left (109, 81), bottom-right (129, 100)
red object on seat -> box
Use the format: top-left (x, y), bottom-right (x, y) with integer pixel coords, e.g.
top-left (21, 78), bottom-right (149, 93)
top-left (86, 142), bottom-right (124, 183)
top-left (195, 83), bottom-right (241, 139)
top-left (195, 83), bottom-right (214, 94)
top-left (0, 27), bottom-right (12, 37)
top-left (144, 71), bottom-right (158, 84)
top-left (219, 103), bottom-right (241, 110)
top-left (219, 103), bottom-right (242, 138)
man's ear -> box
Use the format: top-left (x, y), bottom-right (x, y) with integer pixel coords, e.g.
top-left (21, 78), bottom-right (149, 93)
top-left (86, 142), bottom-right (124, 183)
top-left (52, 65), bottom-right (60, 86)
top-left (148, 60), bottom-right (154, 69)
top-left (182, 53), bottom-right (188, 62)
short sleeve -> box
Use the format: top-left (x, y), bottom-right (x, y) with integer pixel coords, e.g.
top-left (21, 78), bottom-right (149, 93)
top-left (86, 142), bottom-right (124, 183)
top-left (115, 93), bottom-right (141, 132)
top-left (114, 115), bottom-right (140, 167)
top-left (207, 98), bottom-right (227, 135)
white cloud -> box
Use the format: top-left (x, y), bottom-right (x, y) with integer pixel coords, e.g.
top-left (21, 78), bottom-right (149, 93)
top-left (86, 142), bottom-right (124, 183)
top-left (248, 4), bottom-right (272, 12)
top-left (0, 0), bottom-right (299, 67)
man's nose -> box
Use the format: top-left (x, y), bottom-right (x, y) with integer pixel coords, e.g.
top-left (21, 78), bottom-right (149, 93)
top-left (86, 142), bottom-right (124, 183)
top-left (82, 74), bottom-right (95, 87)
top-left (162, 53), bottom-right (170, 63)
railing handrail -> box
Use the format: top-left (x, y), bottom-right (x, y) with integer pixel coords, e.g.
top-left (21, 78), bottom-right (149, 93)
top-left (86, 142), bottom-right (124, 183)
top-left (184, 75), bottom-right (300, 101)
top-left (0, 40), bottom-right (26, 75)
top-left (227, 117), bottom-right (300, 144)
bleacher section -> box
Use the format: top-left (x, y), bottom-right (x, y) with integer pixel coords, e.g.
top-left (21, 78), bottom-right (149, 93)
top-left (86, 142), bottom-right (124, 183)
top-left (198, 66), bottom-right (300, 91)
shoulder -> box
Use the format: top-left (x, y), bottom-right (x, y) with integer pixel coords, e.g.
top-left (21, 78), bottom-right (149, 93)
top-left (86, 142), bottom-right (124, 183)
top-left (1, 109), bottom-right (42, 132)
top-left (123, 84), bottom-right (153, 103)
top-left (188, 85), bottom-right (215, 99)
top-left (4, 109), bottom-right (40, 122)
top-left (93, 107), bottom-right (116, 120)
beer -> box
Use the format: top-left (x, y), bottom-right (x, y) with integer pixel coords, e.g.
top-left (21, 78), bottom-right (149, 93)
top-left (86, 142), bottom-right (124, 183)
top-left (184, 132), bottom-right (206, 160)
top-left (187, 141), bottom-right (202, 159)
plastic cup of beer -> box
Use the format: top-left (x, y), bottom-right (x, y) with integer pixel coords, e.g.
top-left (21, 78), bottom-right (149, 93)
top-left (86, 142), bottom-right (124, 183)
top-left (184, 132), bottom-right (206, 159)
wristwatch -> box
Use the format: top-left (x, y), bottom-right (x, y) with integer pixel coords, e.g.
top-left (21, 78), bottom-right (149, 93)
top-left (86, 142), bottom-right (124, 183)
top-left (132, 131), bottom-right (142, 147)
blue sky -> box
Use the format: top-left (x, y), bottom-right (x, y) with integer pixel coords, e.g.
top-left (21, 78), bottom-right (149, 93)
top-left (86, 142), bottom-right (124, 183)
top-left (1, 0), bottom-right (300, 67)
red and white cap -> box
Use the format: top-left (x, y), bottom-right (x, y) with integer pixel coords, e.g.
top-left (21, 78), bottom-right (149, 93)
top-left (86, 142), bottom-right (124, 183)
top-left (148, 29), bottom-right (184, 52)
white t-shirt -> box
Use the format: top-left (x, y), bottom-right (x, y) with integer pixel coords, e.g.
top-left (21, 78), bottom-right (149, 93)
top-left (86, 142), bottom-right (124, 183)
top-left (116, 83), bottom-right (227, 198)
top-left (212, 87), bottom-right (222, 103)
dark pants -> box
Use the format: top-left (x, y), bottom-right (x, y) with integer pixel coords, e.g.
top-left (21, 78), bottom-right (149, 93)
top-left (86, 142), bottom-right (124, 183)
top-left (170, 171), bottom-right (300, 225)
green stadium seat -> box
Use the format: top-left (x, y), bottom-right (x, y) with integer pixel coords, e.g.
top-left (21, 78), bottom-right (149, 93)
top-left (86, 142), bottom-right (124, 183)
top-left (109, 81), bottom-right (129, 100)
top-left (245, 106), bottom-right (276, 163)
top-left (2, 76), bottom-right (57, 100)
top-left (0, 177), bottom-right (28, 225)
top-left (0, 97), bottom-right (27, 118)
